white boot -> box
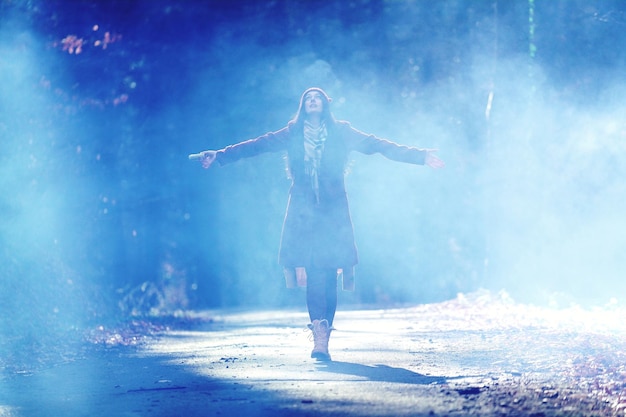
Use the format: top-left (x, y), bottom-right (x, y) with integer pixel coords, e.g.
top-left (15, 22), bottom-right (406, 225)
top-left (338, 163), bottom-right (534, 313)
top-left (308, 319), bottom-right (332, 361)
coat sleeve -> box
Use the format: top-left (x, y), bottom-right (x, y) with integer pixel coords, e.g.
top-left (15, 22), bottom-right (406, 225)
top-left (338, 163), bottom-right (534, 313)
top-left (215, 126), bottom-right (290, 165)
top-left (340, 122), bottom-right (427, 165)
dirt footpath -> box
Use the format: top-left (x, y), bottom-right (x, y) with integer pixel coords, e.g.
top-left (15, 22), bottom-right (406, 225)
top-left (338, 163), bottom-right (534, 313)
top-left (2, 291), bottom-right (626, 416)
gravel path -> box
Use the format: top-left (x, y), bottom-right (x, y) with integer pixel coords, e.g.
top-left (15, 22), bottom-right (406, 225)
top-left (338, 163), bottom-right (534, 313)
top-left (2, 291), bottom-right (625, 416)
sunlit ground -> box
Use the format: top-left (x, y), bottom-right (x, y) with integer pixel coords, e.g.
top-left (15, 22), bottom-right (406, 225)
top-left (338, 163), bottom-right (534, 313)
top-left (138, 290), bottom-right (626, 415)
top-left (1, 290), bottom-right (626, 416)
top-left (0, 405), bottom-right (19, 417)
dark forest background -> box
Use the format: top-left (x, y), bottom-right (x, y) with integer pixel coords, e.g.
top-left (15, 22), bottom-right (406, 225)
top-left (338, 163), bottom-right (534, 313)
top-left (1, 0), bottom-right (625, 343)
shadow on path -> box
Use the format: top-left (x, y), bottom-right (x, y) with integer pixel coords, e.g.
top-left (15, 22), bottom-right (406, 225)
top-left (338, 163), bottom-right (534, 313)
top-left (315, 361), bottom-right (448, 385)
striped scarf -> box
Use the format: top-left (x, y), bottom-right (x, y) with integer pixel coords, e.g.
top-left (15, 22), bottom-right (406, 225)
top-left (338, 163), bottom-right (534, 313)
top-left (303, 120), bottom-right (327, 204)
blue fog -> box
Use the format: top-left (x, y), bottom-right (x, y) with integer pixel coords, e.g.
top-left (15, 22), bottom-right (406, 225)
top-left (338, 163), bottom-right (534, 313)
top-left (1, 1), bottom-right (625, 349)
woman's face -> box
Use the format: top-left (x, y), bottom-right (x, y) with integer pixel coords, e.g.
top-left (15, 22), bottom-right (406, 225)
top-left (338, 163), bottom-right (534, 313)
top-left (303, 91), bottom-right (324, 116)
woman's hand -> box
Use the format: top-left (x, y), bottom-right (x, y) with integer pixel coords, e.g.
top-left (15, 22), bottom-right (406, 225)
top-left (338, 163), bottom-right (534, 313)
top-left (190, 150), bottom-right (217, 168)
top-left (200, 151), bottom-right (217, 169)
top-left (425, 150), bottom-right (445, 169)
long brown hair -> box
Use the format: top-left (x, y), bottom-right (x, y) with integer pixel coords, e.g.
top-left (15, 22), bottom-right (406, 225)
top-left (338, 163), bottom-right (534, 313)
top-left (285, 88), bottom-right (346, 180)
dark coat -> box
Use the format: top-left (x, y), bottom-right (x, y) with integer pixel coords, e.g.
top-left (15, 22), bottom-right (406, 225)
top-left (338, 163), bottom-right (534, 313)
top-left (215, 120), bottom-right (427, 271)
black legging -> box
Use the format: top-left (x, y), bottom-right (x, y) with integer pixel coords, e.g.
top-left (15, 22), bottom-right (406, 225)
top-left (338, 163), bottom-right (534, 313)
top-left (305, 267), bottom-right (338, 326)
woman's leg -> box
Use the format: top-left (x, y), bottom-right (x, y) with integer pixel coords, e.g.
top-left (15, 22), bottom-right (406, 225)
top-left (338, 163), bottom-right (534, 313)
top-left (306, 267), bottom-right (338, 326)
top-left (305, 267), bottom-right (337, 361)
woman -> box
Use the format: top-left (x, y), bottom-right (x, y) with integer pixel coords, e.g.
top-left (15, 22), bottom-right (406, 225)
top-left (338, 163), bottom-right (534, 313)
top-left (191, 87), bottom-right (444, 361)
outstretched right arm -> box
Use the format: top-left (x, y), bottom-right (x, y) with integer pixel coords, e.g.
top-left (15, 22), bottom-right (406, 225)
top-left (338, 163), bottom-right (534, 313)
top-left (189, 126), bottom-right (290, 169)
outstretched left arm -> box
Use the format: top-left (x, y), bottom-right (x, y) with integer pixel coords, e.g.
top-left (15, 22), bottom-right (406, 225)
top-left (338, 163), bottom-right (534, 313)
top-left (343, 122), bottom-right (445, 168)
